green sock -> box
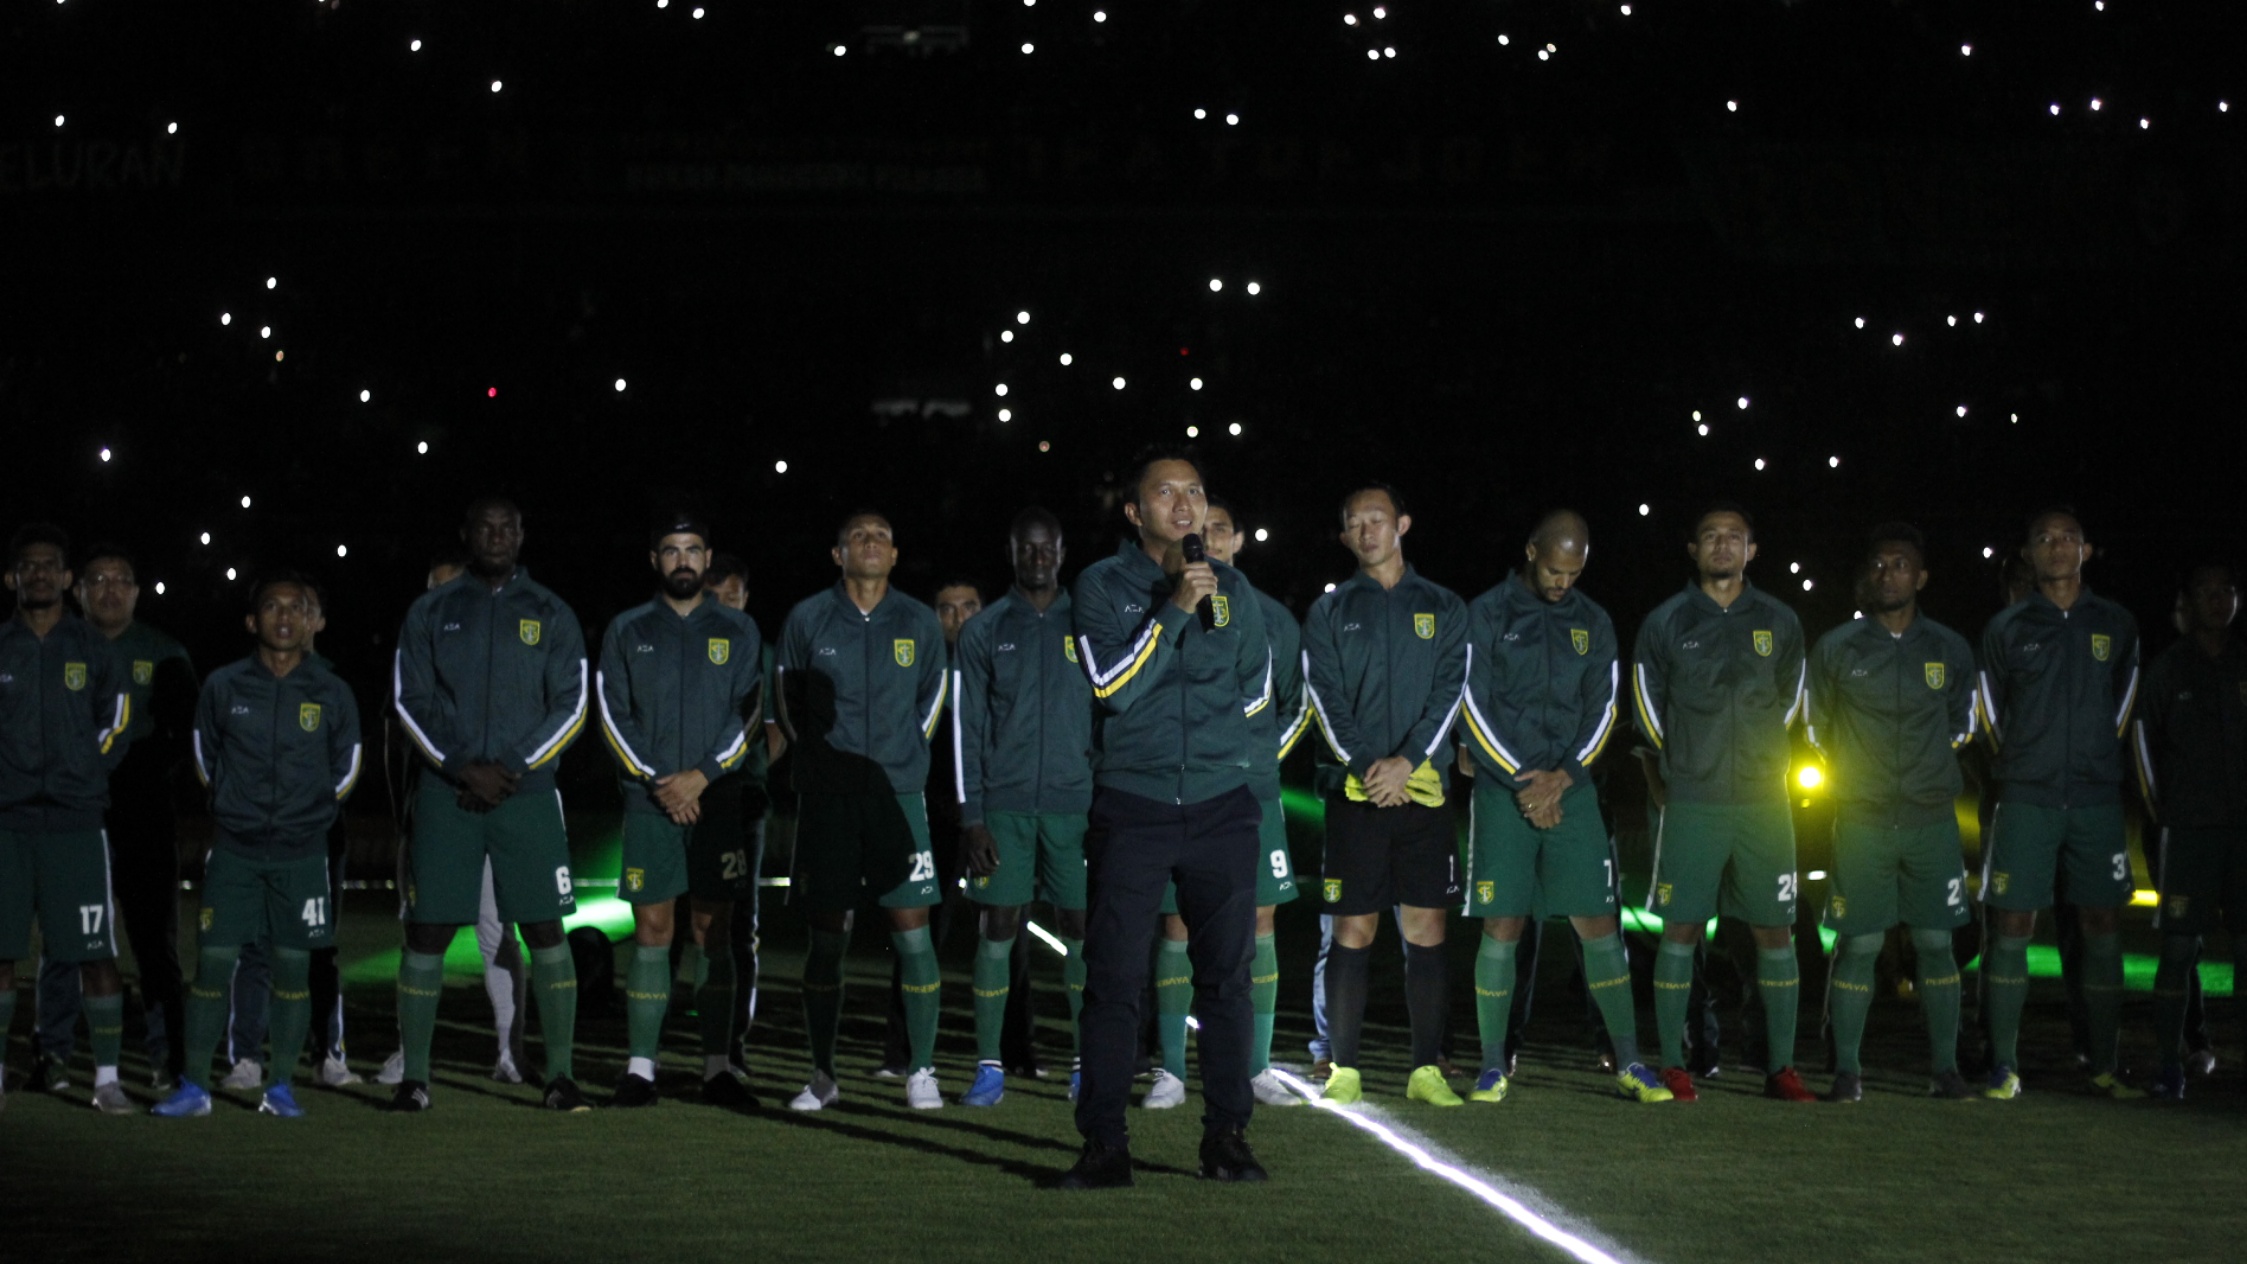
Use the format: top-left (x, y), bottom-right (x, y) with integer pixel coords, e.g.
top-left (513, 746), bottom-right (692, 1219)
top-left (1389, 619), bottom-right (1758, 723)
top-left (626, 944), bottom-right (670, 1061)
top-left (973, 934), bottom-right (1013, 1065)
top-left (2082, 929), bottom-right (2125, 1077)
top-left (1983, 934), bottom-right (2031, 1070)
top-left (529, 943), bottom-right (578, 1082)
top-left (267, 947), bottom-right (312, 1086)
top-left (696, 951), bottom-right (735, 1062)
top-left (1155, 938), bottom-right (1191, 1078)
top-left (2152, 936), bottom-right (2199, 1073)
top-left (182, 945), bottom-right (238, 1089)
top-left (85, 990), bottom-right (125, 1075)
top-left (397, 949), bottom-right (446, 1084)
top-left (802, 928), bottom-right (849, 1077)
top-left (1757, 944), bottom-right (1800, 1072)
top-left (1828, 934), bottom-right (1881, 1075)
top-left (1911, 929), bottom-right (1962, 1075)
top-left (1250, 933), bottom-right (1279, 1075)
top-left (1474, 936), bottom-right (1517, 1073)
top-left (1579, 932), bottom-right (1640, 1069)
top-left (892, 926), bottom-right (940, 1071)
top-left (1061, 937), bottom-right (1087, 1059)
top-left (678, 942), bottom-right (707, 988)
top-left (1654, 939), bottom-right (1697, 1069)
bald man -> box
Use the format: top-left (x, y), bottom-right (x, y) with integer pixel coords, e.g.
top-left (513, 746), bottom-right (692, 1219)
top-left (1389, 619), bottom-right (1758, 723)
top-left (1461, 512), bottom-right (1671, 1104)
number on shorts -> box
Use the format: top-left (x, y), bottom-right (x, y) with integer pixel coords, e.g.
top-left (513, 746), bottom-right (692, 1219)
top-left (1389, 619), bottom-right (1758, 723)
top-left (2111, 853), bottom-right (2128, 882)
top-left (1269, 849), bottom-right (1288, 879)
top-left (1603, 859), bottom-right (1615, 891)
top-left (720, 849), bottom-right (748, 881)
top-left (1776, 873), bottom-right (1797, 904)
top-left (1946, 877), bottom-right (1964, 908)
top-left (300, 897), bottom-right (328, 928)
top-left (908, 850), bottom-right (936, 883)
top-left (78, 904), bottom-right (105, 935)
top-left (555, 866), bottom-right (574, 896)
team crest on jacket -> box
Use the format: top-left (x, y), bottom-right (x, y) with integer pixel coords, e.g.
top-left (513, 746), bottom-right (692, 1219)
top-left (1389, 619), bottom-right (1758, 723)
top-left (1414, 613), bottom-right (1435, 640)
top-left (299, 703), bottom-right (322, 733)
top-left (1752, 630), bottom-right (1773, 657)
top-left (894, 639), bottom-right (916, 667)
top-left (133, 660), bottom-right (154, 686)
top-left (1211, 595), bottom-right (1231, 628)
top-left (1064, 636), bottom-right (1080, 663)
top-left (1322, 878), bottom-right (1342, 903)
top-left (1925, 662), bottom-right (1946, 690)
top-left (708, 638), bottom-right (730, 666)
top-left (63, 661), bottom-right (87, 691)
top-left (1571, 628), bottom-right (1590, 655)
top-left (519, 619), bottom-right (542, 646)
top-left (2091, 633), bottom-right (2112, 662)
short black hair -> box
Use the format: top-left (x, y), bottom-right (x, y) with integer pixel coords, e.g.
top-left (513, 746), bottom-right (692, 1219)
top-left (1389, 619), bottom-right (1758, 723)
top-left (9, 522), bottom-right (70, 567)
top-left (1203, 493), bottom-right (1239, 523)
top-left (1121, 444), bottom-right (1204, 510)
top-left (77, 543), bottom-right (137, 579)
top-left (1010, 507), bottom-right (1063, 540)
top-left (247, 569), bottom-right (318, 614)
top-left (1338, 483), bottom-right (1407, 525)
top-left (835, 510), bottom-right (892, 546)
top-left (1866, 521), bottom-right (1926, 561)
top-left (1691, 500), bottom-right (1755, 540)
top-left (2182, 561), bottom-right (2238, 593)
top-left (933, 579), bottom-right (984, 601)
top-left (463, 496), bottom-right (522, 526)
top-left (705, 552), bottom-right (750, 586)
top-left (2023, 505), bottom-right (2082, 541)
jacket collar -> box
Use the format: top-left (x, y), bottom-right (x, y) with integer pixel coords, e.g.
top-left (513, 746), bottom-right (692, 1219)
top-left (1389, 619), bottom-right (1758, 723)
top-left (1682, 577), bottom-right (1758, 615)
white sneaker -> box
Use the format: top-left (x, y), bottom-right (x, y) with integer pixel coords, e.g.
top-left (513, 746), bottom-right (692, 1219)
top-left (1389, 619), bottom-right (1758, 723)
top-left (790, 1070), bottom-right (840, 1112)
top-left (1142, 1068), bottom-right (1186, 1109)
top-left (906, 1067), bottom-right (942, 1110)
top-left (220, 1059), bottom-right (264, 1091)
top-left (318, 1056), bottom-right (363, 1087)
top-left (490, 1055), bottom-right (523, 1085)
top-left (91, 1081), bottom-right (136, 1115)
top-left (1251, 1068), bottom-right (1300, 1106)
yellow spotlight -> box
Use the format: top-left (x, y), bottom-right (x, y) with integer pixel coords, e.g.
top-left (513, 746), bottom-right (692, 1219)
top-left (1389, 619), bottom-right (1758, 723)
top-left (1796, 765), bottom-right (1824, 791)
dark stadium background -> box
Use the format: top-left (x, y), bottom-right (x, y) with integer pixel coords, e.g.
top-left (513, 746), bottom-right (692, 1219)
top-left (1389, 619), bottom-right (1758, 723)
top-left (6, 0), bottom-right (2239, 775)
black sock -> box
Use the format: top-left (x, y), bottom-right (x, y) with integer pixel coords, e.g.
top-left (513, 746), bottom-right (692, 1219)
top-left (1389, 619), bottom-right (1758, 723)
top-left (1324, 944), bottom-right (1373, 1068)
top-left (1404, 941), bottom-right (1449, 1070)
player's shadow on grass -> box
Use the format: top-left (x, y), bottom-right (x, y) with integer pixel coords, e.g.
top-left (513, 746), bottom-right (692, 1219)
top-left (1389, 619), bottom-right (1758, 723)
top-left (778, 1100), bottom-right (1194, 1184)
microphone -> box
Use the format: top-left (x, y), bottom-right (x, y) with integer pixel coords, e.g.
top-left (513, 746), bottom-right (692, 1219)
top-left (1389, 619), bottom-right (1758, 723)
top-left (1180, 533), bottom-right (1216, 631)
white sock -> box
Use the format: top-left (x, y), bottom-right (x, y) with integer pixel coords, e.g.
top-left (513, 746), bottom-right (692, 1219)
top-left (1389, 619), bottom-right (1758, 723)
top-left (704, 1055), bottom-right (730, 1080)
top-left (95, 1065), bottom-right (120, 1088)
top-left (628, 1056), bottom-right (657, 1080)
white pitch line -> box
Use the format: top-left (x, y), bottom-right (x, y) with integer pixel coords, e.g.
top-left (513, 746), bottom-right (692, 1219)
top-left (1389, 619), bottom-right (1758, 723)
top-left (1269, 1069), bottom-right (1643, 1264)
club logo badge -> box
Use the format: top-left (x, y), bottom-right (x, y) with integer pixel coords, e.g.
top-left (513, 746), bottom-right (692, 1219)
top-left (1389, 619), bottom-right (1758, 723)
top-left (133, 660), bottom-right (154, 686)
top-left (519, 620), bottom-right (542, 646)
top-left (1752, 630), bottom-right (1774, 657)
top-left (1064, 636), bottom-right (1079, 663)
top-left (1571, 628), bottom-right (1590, 655)
top-left (63, 661), bottom-right (87, 691)
top-left (894, 639), bottom-right (916, 667)
top-left (1414, 613), bottom-right (1435, 640)
top-left (1323, 878), bottom-right (1342, 903)
top-left (708, 638), bottom-right (730, 665)
top-left (1925, 663), bottom-right (1946, 690)
top-left (625, 868), bottom-right (645, 893)
top-left (1476, 881), bottom-right (1494, 903)
top-left (2091, 633), bottom-right (2112, 662)
top-left (1656, 883), bottom-right (1673, 906)
top-left (299, 703), bottom-right (322, 732)
top-left (1211, 595), bottom-right (1231, 628)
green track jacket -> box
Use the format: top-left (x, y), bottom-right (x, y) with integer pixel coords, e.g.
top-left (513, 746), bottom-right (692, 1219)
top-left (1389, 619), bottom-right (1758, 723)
top-left (1976, 589), bottom-right (2139, 809)
top-left (952, 588), bottom-right (1093, 827)
top-left (596, 596), bottom-right (765, 816)
top-left (194, 656), bottom-right (363, 856)
top-left (1806, 614), bottom-right (1976, 827)
top-left (1072, 538), bottom-right (1273, 806)
top-left (112, 620), bottom-right (196, 748)
top-left (393, 569), bottom-right (588, 793)
top-left (1460, 573), bottom-right (1621, 787)
top-left (2132, 636), bottom-right (2247, 829)
top-left (1252, 588), bottom-right (1310, 802)
top-left (1632, 580), bottom-right (1807, 805)
top-left (776, 583), bottom-right (948, 796)
top-left (1302, 564), bottom-right (1469, 798)
top-left (0, 613), bottom-right (132, 830)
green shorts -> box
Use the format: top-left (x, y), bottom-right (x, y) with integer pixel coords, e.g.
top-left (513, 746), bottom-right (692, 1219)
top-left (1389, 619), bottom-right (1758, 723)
top-left (406, 778), bottom-right (576, 926)
top-left (0, 827), bottom-right (116, 964)
top-left (1981, 800), bottom-right (2129, 911)
top-left (793, 792), bottom-right (939, 914)
top-left (620, 789), bottom-right (753, 906)
top-left (1465, 779), bottom-right (1618, 919)
top-left (1161, 796), bottom-right (1295, 914)
top-left (198, 846), bottom-right (335, 950)
top-left (1648, 798), bottom-right (1798, 927)
top-left (1822, 817), bottom-right (1970, 933)
top-left (968, 810), bottom-right (1089, 910)
top-left (2153, 827), bottom-right (2247, 936)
